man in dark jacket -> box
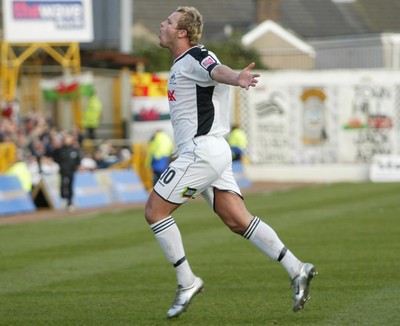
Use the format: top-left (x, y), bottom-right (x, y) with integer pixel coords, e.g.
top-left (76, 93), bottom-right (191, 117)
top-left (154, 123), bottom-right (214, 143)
top-left (52, 133), bottom-right (81, 211)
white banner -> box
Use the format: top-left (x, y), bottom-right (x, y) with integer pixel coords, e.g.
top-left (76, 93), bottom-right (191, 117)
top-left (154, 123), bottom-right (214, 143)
top-left (2, 0), bottom-right (93, 43)
top-left (369, 155), bottom-right (400, 182)
top-left (241, 70), bottom-right (400, 165)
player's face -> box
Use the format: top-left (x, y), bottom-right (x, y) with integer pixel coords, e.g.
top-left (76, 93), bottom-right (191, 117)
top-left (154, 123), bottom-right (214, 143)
top-left (159, 11), bottom-right (182, 49)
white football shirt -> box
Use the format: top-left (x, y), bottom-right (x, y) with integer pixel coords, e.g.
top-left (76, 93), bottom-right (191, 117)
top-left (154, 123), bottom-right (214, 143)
top-left (167, 45), bottom-right (231, 152)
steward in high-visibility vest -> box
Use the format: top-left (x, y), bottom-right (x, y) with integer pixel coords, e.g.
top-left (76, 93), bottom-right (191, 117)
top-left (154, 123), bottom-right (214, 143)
top-left (6, 161), bottom-right (33, 193)
top-left (82, 91), bottom-right (102, 139)
top-left (228, 125), bottom-right (248, 161)
top-left (146, 130), bottom-right (174, 185)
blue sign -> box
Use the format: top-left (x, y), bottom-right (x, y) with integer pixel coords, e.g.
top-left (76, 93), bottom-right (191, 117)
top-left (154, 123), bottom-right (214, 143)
top-left (0, 175), bottom-right (36, 216)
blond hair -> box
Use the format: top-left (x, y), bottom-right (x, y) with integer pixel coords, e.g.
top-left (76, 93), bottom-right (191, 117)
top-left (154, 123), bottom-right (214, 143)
top-left (176, 6), bottom-right (203, 46)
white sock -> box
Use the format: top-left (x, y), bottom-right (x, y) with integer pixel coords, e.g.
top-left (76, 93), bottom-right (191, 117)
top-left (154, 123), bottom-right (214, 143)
top-left (150, 216), bottom-right (196, 287)
top-left (279, 249), bottom-right (303, 279)
top-left (243, 216), bottom-right (303, 278)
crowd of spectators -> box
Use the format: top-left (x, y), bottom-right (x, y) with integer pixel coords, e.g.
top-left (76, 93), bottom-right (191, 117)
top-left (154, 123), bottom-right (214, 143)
top-left (0, 110), bottom-right (132, 190)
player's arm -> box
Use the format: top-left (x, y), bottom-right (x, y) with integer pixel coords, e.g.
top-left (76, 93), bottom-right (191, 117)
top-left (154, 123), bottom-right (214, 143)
top-left (211, 62), bottom-right (260, 90)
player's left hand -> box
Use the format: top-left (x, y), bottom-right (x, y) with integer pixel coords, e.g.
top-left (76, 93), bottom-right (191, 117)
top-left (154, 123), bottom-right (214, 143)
top-left (239, 62), bottom-right (260, 90)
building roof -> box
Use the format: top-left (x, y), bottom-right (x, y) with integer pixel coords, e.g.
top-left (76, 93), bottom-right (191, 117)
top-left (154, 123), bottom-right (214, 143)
top-left (279, 0), bottom-right (368, 38)
top-left (1, 0), bottom-right (399, 45)
top-left (352, 0), bottom-right (400, 34)
top-left (242, 20), bottom-right (315, 55)
top-left (133, 0), bottom-right (400, 42)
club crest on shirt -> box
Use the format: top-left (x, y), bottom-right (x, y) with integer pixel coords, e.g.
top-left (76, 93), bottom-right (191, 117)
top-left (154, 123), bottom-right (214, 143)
top-left (201, 56), bottom-right (216, 69)
top-left (181, 187), bottom-right (197, 198)
top-left (169, 73), bottom-right (176, 84)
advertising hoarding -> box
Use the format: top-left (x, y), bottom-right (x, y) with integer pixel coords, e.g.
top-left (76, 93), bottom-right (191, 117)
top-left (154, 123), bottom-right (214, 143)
top-left (2, 0), bottom-right (93, 42)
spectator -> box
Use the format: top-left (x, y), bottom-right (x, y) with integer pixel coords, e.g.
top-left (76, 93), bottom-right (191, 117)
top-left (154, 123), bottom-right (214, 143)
top-left (28, 155), bottom-right (60, 187)
top-left (71, 125), bottom-right (85, 146)
top-left (80, 152), bottom-right (97, 172)
top-left (29, 137), bottom-right (46, 172)
top-left (40, 155), bottom-right (60, 177)
top-left (97, 140), bottom-right (119, 167)
top-left (82, 90), bottom-right (102, 140)
top-left (93, 149), bottom-right (109, 169)
top-left (52, 132), bottom-right (82, 211)
top-left (228, 124), bottom-right (248, 161)
top-left (6, 150), bottom-right (33, 194)
top-left (1, 99), bottom-right (20, 122)
top-left (146, 130), bottom-right (174, 185)
top-left (118, 146), bottom-right (132, 162)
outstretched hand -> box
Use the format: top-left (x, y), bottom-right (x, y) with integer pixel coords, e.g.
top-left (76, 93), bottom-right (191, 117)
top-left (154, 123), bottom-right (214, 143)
top-left (238, 62), bottom-right (260, 90)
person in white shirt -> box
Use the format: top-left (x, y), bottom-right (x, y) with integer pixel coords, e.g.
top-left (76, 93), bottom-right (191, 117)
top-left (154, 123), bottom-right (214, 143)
top-left (144, 6), bottom-right (317, 319)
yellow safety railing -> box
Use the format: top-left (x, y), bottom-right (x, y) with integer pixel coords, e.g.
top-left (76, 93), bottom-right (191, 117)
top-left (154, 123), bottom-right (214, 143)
top-left (1, 42), bottom-right (82, 125)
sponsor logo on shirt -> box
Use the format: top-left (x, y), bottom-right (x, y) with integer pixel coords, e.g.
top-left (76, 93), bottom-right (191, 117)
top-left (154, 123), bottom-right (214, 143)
top-left (181, 187), bottom-right (197, 198)
top-left (168, 90), bottom-right (176, 101)
top-left (201, 56), bottom-right (216, 69)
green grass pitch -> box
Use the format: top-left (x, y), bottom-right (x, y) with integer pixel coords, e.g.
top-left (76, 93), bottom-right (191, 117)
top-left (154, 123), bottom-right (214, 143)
top-left (1, 182), bottom-right (399, 325)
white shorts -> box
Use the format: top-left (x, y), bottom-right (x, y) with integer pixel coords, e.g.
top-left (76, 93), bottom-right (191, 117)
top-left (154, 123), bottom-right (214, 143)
top-left (153, 135), bottom-right (242, 205)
